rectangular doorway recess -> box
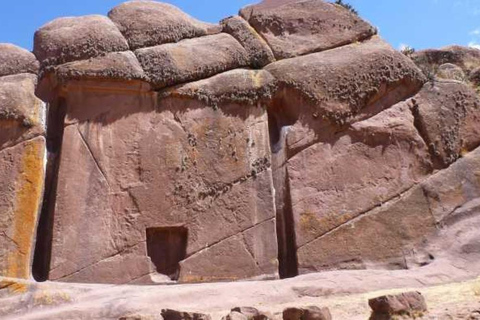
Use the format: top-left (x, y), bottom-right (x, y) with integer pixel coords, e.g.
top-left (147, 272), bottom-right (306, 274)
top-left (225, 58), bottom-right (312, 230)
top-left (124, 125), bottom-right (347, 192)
top-left (146, 226), bottom-right (188, 280)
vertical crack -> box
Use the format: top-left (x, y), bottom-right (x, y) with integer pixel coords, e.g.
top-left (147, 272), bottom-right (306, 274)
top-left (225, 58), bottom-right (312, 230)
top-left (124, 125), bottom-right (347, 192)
top-left (32, 98), bottom-right (67, 282)
top-left (268, 109), bottom-right (299, 278)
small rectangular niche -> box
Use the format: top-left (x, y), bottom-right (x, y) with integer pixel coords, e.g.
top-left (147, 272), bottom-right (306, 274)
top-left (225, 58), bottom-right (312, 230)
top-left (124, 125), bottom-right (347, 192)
top-left (146, 226), bottom-right (188, 281)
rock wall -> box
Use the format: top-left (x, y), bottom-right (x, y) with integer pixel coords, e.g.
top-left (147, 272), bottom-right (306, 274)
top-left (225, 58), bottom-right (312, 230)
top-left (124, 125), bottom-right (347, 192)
top-left (0, 45), bottom-right (46, 280)
top-left (0, 0), bottom-right (480, 285)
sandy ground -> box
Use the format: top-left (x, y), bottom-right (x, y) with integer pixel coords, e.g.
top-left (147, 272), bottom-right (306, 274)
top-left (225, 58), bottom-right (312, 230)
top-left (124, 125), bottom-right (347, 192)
top-left (1, 262), bottom-right (479, 320)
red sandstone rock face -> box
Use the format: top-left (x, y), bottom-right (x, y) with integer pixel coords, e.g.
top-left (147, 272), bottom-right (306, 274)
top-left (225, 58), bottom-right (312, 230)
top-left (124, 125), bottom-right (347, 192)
top-left (412, 81), bottom-right (480, 168)
top-left (0, 46), bottom-right (46, 280)
top-left (48, 77), bottom-right (277, 284)
top-left (291, 103), bottom-right (432, 252)
top-left (1, 0), bottom-right (480, 289)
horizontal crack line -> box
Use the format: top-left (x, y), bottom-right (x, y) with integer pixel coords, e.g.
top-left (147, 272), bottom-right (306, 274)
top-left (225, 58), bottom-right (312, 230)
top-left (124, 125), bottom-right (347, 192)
top-left (55, 241), bottom-right (146, 281)
top-left (298, 182), bottom-right (420, 250)
top-left (0, 134), bottom-right (45, 153)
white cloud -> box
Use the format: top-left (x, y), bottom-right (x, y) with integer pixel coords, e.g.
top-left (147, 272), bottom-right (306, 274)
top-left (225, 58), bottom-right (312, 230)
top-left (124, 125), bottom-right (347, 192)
top-left (398, 43), bottom-right (410, 51)
top-left (468, 41), bottom-right (480, 50)
top-left (470, 28), bottom-right (480, 36)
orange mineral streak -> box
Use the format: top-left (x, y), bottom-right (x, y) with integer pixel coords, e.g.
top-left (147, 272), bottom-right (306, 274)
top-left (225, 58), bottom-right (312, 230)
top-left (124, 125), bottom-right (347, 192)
top-left (6, 139), bottom-right (45, 285)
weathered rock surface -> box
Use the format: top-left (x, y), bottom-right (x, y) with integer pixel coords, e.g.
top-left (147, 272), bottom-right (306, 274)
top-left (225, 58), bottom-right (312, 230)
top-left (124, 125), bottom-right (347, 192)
top-left (0, 137), bottom-right (45, 280)
top-left (436, 63), bottom-right (466, 81)
top-left (0, 43), bottom-right (39, 77)
top-left (52, 51), bottom-right (147, 83)
top-left (221, 16), bottom-right (275, 68)
top-left (47, 77), bottom-right (277, 283)
top-left (240, 0), bottom-right (377, 59)
top-left (298, 144), bottom-right (480, 273)
top-left (0, 42), bottom-right (46, 281)
top-left (412, 45), bottom-right (480, 77)
top-left (412, 81), bottom-right (480, 168)
top-left (421, 146), bottom-right (480, 225)
top-left (163, 69), bottom-right (276, 107)
top-left (108, 1), bottom-right (221, 50)
top-left (136, 34), bottom-right (249, 89)
top-left (0, 74), bottom-right (45, 149)
top-left (33, 15), bottom-right (129, 66)
top-left (293, 103), bottom-right (433, 270)
top-left (369, 291), bottom-right (427, 319)
top-left (265, 37), bottom-right (426, 156)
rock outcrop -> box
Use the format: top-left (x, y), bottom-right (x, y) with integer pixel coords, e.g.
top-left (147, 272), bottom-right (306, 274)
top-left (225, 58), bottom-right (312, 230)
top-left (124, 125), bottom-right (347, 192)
top-left (369, 291), bottom-right (427, 319)
top-left (240, 0), bottom-right (377, 59)
top-left (0, 0), bottom-right (479, 302)
top-left (0, 44), bottom-right (46, 280)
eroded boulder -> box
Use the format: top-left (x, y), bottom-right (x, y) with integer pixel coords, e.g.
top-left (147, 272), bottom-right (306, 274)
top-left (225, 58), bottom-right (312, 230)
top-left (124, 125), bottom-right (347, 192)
top-left (0, 43), bottom-right (39, 77)
top-left (265, 36), bottom-right (426, 156)
top-left (48, 51), bottom-right (147, 83)
top-left (0, 73), bottom-right (45, 150)
top-left (369, 291), bottom-right (427, 319)
top-left (221, 16), bottom-right (275, 68)
top-left (135, 34), bottom-right (249, 89)
top-left (283, 306), bottom-right (332, 320)
top-left (412, 81), bottom-right (480, 168)
top-left (33, 15), bottom-right (129, 66)
top-left (436, 63), bottom-right (466, 81)
top-left (162, 309), bottom-right (211, 320)
top-left (240, 0), bottom-right (376, 59)
top-left (411, 45), bottom-right (480, 83)
top-left (227, 307), bottom-right (271, 320)
top-left (108, 1), bottom-right (221, 50)
top-left (163, 69), bottom-right (276, 107)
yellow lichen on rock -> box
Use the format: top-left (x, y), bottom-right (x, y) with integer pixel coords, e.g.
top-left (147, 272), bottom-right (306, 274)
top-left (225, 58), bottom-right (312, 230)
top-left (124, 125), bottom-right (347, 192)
top-left (6, 138), bottom-right (45, 281)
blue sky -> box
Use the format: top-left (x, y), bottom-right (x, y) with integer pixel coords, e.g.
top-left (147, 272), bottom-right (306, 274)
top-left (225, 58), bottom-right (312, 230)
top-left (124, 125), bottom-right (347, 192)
top-left (1, 0), bottom-right (480, 51)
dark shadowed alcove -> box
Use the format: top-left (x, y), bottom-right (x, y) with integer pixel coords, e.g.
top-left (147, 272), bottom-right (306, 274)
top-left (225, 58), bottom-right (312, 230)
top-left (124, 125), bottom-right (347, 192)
top-left (146, 226), bottom-right (188, 280)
